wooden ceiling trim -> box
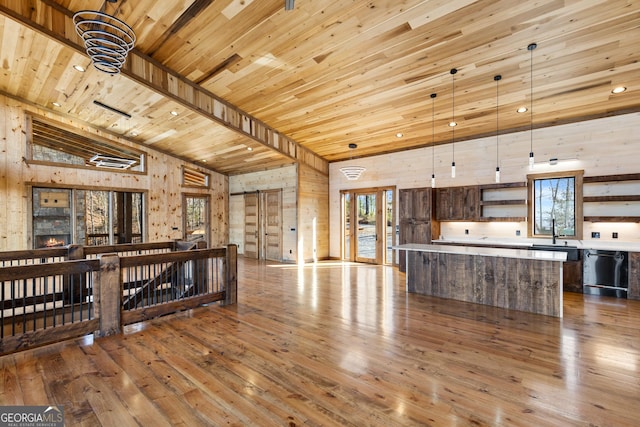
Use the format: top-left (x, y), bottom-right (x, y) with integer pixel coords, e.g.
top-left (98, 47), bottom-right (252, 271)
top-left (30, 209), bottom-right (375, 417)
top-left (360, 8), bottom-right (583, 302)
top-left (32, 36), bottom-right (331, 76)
top-left (0, 0), bottom-right (328, 176)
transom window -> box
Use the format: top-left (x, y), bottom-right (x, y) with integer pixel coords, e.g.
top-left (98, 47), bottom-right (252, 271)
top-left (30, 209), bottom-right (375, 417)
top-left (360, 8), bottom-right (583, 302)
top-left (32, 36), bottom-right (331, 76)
top-left (28, 115), bottom-right (145, 172)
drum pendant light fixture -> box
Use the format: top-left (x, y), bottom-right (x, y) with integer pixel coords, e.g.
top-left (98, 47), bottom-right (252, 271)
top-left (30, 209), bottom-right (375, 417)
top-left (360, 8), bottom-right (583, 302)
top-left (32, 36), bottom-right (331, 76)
top-left (430, 93), bottom-right (437, 188)
top-left (527, 43), bottom-right (537, 169)
top-left (74, 0), bottom-right (136, 75)
top-left (494, 74), bottom-right (502, 183)
top-left (449, 68), bottom-right (458, 178)
top-left (340, 143), bottom-right (366, 180)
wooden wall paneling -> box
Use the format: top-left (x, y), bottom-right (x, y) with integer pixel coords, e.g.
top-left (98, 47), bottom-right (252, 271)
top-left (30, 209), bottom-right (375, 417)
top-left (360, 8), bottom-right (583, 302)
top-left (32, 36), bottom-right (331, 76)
top-left (2, 100), bottom-right (26, 249)
top-left (298, 164), bottom-right (329, 262)
top-left (0, 97), bottom-right (229, 251)
top-left (331, 114), bottom-right (640, 257)
top-left (210, 175), bottom-right (229, 248)
top-left (228, 166), bottom-right (298, 262)
top-left (229, 195), bottom-right (245, 252)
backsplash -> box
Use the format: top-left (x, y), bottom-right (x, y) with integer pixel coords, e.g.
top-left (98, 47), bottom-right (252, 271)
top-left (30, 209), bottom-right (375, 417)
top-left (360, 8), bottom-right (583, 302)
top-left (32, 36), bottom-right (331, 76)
top-left (440, 221), bottom-right (640, 243)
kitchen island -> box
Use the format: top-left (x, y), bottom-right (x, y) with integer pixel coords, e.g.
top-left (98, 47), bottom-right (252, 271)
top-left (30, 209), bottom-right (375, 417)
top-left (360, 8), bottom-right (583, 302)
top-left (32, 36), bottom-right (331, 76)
top-left (395, 244), bottom-right (567, 317)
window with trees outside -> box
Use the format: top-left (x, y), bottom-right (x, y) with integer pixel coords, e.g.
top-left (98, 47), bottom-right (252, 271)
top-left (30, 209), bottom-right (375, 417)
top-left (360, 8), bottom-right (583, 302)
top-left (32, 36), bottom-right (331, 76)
top-left (528, 170), bottom-right (583, 239)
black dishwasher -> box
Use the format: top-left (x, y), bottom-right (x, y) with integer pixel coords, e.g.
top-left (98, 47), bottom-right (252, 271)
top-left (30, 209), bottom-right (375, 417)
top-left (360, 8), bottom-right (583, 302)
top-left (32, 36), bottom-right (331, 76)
top-left (583, 249), bottom-right (628, 298)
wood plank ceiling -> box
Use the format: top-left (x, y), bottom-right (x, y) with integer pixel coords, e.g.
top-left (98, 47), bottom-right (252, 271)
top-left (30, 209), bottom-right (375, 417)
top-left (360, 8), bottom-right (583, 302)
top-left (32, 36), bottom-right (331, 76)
top-left (0, 0), bottom-right (638, 175)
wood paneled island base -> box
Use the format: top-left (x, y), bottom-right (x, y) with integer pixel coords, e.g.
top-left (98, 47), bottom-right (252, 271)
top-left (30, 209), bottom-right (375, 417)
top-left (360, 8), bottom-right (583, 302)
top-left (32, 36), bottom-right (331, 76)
top-left (397, 244), bottom-right (567, 317)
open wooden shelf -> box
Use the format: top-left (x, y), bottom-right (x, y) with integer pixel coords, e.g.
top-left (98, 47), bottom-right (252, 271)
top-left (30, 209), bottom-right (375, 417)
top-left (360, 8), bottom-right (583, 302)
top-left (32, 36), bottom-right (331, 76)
top-left (479, 182), bottom-right (527, 222)
top-left (583, 195), bottom-right (640, 203)
top-left (476, 216), bottom-right (526, 222)
top-left (583, 174), bottom-right (640, 222)
top-left (584, 216), bottom-right (640, 223)
top-left (480, 199), bottom-right (527, 206)
top-left (583, 173), bottom-right (640, 183)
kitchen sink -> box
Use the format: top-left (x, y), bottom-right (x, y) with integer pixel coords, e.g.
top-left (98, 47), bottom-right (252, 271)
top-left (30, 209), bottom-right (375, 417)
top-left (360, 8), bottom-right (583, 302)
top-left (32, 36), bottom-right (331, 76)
top-left (530, 244), bottom-right (579, 261)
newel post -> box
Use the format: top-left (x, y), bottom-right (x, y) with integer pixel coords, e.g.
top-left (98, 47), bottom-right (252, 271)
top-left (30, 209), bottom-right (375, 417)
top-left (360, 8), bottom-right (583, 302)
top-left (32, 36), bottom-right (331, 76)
top-left (66, 244), bottom-right (85, 260)
top-left (224, 244), bottom-right (237, 305)
top-left (94, 253), bottom-right (122, 337)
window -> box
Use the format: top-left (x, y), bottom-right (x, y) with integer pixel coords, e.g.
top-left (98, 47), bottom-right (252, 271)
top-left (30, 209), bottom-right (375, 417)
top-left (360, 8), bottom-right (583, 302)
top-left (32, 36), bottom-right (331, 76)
top-left (182, 166), bottom-right (210, 188)
top-left (528, 171), bottom-right (583, 239)
top-left (83, 191), bottom-right (144, 245)
top-left (183, 195), bottom-right (209, 244)
top-left (32, 188), bottom-right (145, 247)
top-left (28, 115), bottom-right (146, 172)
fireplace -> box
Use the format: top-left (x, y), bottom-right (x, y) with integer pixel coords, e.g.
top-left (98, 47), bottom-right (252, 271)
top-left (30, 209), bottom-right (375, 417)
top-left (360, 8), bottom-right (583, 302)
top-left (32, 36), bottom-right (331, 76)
top-left (32, 188), bottom-right (74, 249)
top-left (35, 234), bottom-right (71, 248)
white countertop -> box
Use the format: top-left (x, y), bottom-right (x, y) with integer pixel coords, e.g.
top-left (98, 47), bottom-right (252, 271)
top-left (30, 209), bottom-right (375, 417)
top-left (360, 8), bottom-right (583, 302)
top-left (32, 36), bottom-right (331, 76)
top-left (430, 238), bottom-right (640, 252)
top-left (394, 243), bottom-right (568, 262)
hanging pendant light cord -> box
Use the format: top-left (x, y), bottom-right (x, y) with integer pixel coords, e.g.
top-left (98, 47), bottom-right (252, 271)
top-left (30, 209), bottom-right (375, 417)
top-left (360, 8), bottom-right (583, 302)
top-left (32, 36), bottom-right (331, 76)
top-left (451, 69), bottom-right (457, 162)
top-left (496, 75), bottom-right (500, 166)
top-left (431, 93), bottom-right (436, 175)
top-left (529, 44), bottom-right (535, 154)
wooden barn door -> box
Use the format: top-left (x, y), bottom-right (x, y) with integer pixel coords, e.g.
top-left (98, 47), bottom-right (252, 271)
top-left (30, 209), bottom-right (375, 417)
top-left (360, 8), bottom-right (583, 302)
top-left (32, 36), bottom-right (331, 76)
top-left (262, 189), bottom-right (282, 261)
top-left (244, 193), bottom-right (259, 259)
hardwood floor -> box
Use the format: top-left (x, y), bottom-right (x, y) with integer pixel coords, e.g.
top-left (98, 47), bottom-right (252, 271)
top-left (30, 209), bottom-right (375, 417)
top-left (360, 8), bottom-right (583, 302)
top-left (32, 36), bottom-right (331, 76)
top-left (1, 257), bottom-right (639, 426)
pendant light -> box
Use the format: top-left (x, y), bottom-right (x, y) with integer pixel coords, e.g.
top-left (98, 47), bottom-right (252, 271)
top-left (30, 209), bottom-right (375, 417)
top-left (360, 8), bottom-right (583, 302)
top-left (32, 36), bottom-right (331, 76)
top-left (430, 93), bottom-right (437, 188)
top-left (73, 1), bottom-right (136, 74)
top-left (528, 43), bottom-right (537, 170)
top-left (494, 74), bottom-right (502, 183)
top-left (450, 68), bottom-right (458, 178)
top-left (340, 143), bottom-right (366, 180)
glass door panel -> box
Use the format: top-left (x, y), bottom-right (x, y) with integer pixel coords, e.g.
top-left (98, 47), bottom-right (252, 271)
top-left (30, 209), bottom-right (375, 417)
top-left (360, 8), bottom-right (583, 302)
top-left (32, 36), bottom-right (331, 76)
top-left (385, 189), bottom-right (394, 265)
top-left (356, 193), bottom-right (376, 263)
top-left (343, 193), bottom-right (351, 260)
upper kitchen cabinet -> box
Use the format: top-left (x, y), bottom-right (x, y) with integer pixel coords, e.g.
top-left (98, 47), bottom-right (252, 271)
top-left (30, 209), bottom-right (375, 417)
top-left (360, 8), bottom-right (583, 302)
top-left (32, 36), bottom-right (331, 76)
top-left (398, 187), bottom-right (438, 272)
top-left (435, 186), bottom-right (479, 221)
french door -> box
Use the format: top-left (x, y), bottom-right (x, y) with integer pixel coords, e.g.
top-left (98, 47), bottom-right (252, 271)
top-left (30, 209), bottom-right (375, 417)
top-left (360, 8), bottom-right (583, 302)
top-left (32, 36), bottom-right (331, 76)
top-left (244, 193), bottom-right (259, 259)
top-left (342, 187), bottom-right (395, 264)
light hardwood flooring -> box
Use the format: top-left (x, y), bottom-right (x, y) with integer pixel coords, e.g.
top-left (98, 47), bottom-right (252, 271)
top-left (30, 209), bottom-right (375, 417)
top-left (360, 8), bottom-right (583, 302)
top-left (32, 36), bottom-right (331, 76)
top-left (1, 257), bottom-right (639, 426)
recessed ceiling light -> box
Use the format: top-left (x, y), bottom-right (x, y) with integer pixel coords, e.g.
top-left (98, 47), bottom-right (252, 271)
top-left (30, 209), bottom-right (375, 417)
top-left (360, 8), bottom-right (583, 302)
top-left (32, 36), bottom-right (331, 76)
top-left (247, 147), bottom-right (253, 151)
top-left (170, 111), bottom-right (178, 116)
top-left (449, 121), bottom-right (457, 127)
top-left (201, 159), bottom-right (207, 163)
top-left (517, 106), bottom-right (528, 113)
top-left (130, 132), bottom-right (138, 137)
top-left (52, 102), bottom-right (61, 107)
top-left (396, 132), bottom-right (403, 138)
top-left (611, 86), bottom-right (626, 94)
top-left (73, 65), bottom-right (86, 72)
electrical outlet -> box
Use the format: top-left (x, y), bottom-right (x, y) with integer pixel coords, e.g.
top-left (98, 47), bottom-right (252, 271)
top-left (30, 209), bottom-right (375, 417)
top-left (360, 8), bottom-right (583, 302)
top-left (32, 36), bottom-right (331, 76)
top-left (612, 232), bottom-right (618, 239)
top-left (465, 229), bottom-right (469, 235)
top-left (515, 230), bottom-right (521, 236)
top-left (591, 231), bottom-right (600, 239)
